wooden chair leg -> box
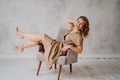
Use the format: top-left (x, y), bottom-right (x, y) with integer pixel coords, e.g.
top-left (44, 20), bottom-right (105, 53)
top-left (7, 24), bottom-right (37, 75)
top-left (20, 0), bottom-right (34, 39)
top-left (70, 64), bottom-right (72, 73)
top-left (36, 61), bottom-right (42, 76)
top-left (55, 64), bottom-right (57, 69)
top-left (58, 65), bottom-right (62, 80)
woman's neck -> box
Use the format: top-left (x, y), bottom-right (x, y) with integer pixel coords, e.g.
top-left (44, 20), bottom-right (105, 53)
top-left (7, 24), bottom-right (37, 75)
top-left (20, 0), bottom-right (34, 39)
top-left (71, 28), bottom-right (80, 33)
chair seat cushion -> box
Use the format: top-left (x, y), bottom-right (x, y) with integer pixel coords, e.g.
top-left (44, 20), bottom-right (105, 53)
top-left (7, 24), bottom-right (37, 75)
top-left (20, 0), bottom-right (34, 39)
top-left (36, 50), bottom-right (78, 65)
top-left (36, 53), bottom-right (67, 65)
top-left (56, 56), bottom-right (67, 65)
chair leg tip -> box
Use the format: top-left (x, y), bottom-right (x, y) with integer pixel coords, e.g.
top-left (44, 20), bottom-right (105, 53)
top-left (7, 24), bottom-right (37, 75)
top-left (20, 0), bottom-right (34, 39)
top-left (57, 78), bottom-right (60, 80)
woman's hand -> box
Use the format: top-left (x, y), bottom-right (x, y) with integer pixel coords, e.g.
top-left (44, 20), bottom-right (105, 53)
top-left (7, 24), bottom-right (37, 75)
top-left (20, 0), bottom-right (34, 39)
top-left (61, 45), bottom-right (72, 53)
top-left (66, 19), bottom-right (76, 30)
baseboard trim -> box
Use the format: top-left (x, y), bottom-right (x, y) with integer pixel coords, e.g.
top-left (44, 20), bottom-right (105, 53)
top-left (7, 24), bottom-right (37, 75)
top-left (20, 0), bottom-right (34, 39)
top-left (0, 55), bottom-right (36, 59)
top-left (0, 55), bottom-right (120, 59)
top-left (79, 57), bottom-right (120, 59)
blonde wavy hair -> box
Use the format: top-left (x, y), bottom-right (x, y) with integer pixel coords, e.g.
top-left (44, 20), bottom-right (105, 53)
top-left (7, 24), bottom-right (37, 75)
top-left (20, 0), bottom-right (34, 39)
top-left (77, 16), bottom-right (90, 38)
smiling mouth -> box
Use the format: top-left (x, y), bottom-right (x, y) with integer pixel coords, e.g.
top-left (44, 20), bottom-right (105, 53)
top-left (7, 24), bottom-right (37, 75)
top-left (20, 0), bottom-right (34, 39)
top-left (76, 24), bottom-right (80, 27)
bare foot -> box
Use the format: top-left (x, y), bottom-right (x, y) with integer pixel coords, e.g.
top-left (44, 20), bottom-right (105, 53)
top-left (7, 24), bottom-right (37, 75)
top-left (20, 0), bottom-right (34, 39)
top-left (16, 26), bottom-right (24, 39)
top-left (12, 43), bottom-right (24, 53)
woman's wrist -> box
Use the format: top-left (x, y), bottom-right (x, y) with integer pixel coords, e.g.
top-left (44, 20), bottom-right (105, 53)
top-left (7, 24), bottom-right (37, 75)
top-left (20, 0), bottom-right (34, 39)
top-left (68, 45), bottom-right (73, 50)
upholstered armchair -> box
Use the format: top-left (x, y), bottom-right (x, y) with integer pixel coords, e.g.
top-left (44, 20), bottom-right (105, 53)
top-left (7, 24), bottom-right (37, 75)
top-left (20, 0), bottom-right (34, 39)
top-left (36, 48), bottom-right (78, 80)
top-left (36, 28), bottom-right (78, 80)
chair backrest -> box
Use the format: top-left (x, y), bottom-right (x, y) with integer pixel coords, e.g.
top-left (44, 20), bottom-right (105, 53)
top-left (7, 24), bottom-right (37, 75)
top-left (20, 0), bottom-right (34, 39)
top-left (56, 27), bottom-right (67, 42)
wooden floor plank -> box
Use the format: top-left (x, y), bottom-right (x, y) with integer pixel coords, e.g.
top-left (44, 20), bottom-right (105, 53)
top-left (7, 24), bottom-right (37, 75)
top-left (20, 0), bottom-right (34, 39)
top-left (100, 59), bottom-right (120, 80)
top-left (0, 59), bottom-right (120, 80)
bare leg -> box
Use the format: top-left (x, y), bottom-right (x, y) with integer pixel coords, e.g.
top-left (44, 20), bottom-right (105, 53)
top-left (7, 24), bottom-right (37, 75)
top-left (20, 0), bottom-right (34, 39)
top-left (16, 27), bottom-right (45, 42)
top-left (13, 41), bottom-right (38, 53)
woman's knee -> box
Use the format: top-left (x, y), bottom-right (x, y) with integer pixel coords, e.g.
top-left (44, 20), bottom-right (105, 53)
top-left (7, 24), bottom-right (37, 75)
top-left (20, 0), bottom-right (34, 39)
top-left (40, 33), bottom-right (46, 41)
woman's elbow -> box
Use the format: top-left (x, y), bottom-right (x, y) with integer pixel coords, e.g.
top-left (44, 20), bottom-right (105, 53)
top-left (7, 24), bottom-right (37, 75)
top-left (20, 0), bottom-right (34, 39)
top-left (78, 49), bottom-right (83, 54)
top-left (78, 46), bottom-right (83, 54)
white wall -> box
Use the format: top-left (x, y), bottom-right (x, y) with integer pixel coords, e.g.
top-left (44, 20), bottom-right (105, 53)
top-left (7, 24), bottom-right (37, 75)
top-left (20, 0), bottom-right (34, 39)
top-left (0, 0), bottom-right (120, 58)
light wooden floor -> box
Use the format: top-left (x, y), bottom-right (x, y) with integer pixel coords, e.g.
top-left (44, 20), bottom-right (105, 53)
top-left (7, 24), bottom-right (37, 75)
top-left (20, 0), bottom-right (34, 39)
top-left (0, 58), bottom-right (120, 80)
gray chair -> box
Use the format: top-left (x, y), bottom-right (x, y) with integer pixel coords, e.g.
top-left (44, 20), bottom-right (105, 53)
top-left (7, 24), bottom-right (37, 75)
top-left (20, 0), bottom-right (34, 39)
top-left (36, 49), bottom-right (78, 80)
top-left (36, 28), bottom-right (78, 80)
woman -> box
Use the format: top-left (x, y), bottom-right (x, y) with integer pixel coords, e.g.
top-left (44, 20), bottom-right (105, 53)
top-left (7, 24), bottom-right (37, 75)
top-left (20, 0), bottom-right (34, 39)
top-left (13, 16), bottom-right (89, 69)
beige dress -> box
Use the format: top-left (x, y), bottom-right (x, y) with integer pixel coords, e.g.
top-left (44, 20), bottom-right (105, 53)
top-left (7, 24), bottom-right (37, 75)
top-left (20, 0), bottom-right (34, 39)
top-left (42, 32), bottom-right (83, 69)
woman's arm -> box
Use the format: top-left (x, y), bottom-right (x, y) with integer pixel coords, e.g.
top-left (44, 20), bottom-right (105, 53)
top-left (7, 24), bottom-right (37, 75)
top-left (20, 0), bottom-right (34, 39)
top-left (61, 45), bottom-right (83, 54)
top-left (66, 19), bottom-right (76, 30)
top-left (69, 45), bottom-right (83, 53)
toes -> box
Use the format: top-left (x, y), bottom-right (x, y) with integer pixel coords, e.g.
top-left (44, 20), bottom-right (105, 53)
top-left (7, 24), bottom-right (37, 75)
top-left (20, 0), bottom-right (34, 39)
top-left (12, 43), bottom-right (23, 53)
top-left (16, 26), bottom-right (19, 32)
top-left (16, 26), bottom-right (24, 39)
top-left (12, 43), bottom-right (18, 51)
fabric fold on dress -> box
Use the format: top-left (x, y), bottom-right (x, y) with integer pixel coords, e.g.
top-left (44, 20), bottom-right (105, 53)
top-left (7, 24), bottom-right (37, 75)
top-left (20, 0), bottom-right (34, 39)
top-left (41, 32), bottom-right (83, 69)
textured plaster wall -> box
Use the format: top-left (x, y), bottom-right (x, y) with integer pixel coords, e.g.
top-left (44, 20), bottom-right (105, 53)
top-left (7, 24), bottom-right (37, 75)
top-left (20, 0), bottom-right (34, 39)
top-left (0, 0), bottom-right (120, 58)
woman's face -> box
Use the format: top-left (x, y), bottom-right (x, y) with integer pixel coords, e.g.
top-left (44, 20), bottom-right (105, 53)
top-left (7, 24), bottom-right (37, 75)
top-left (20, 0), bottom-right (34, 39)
top-left (75, 18), bottom-right (85, 30)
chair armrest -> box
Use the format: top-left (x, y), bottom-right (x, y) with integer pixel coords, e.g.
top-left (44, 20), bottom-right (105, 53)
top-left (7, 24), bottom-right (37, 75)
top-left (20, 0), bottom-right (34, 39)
top-left (66, 49), bottom-right (78, 64)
